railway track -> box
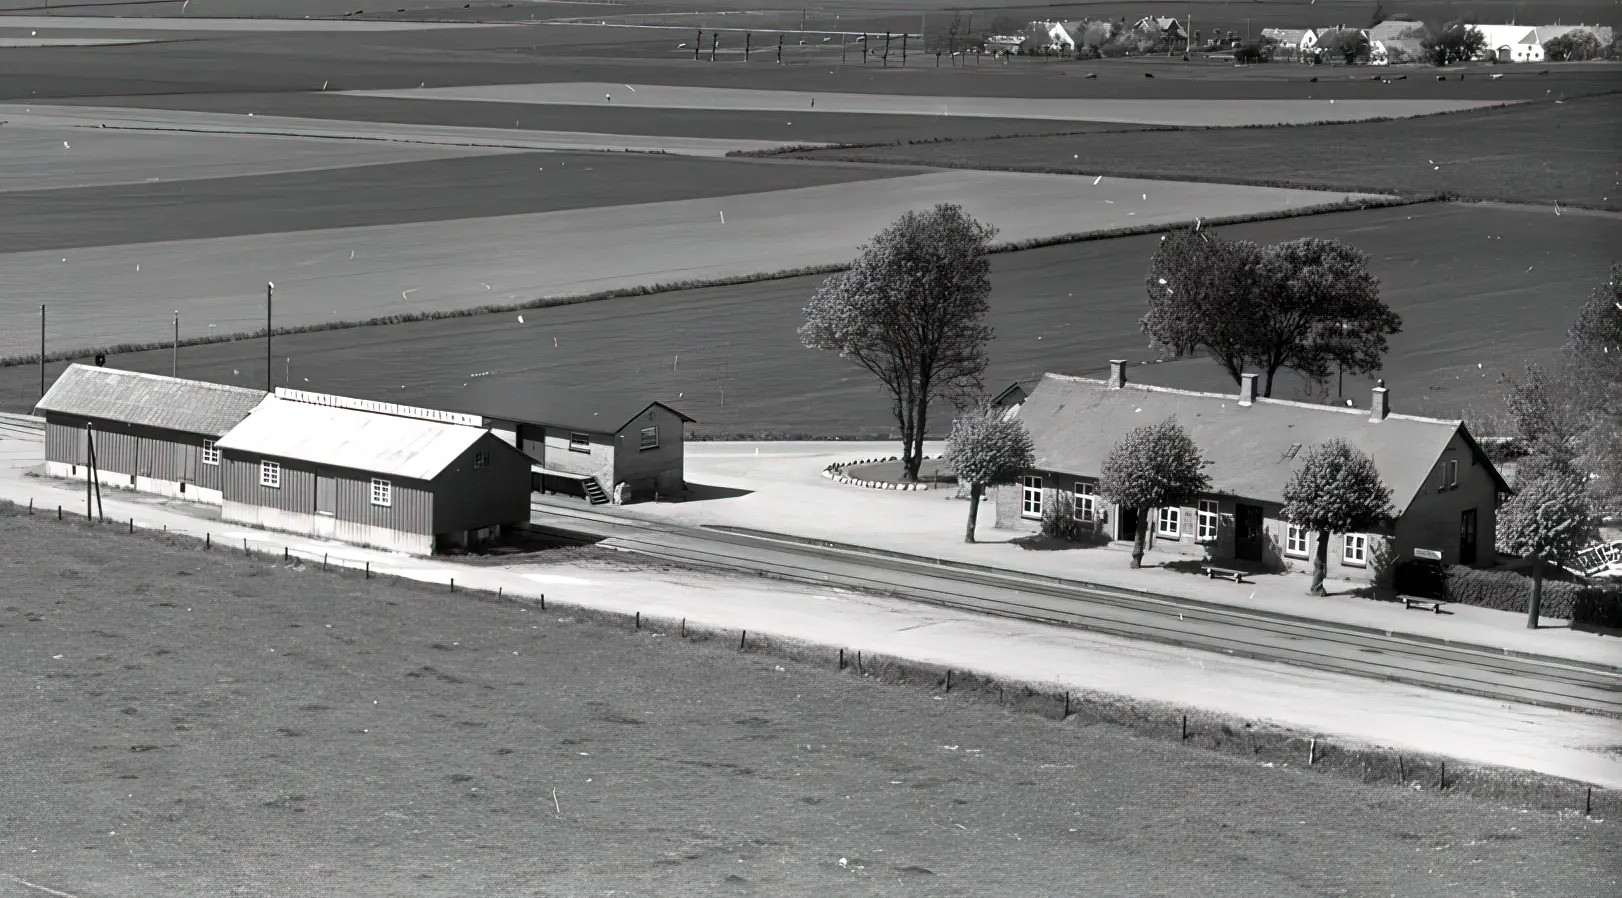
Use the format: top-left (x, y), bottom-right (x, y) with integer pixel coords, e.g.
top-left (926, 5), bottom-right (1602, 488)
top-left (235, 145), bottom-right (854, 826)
top-left (533, 501), bottom-right (1622, 717)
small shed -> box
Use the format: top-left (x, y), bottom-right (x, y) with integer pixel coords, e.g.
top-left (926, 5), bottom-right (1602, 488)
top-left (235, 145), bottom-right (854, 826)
top-left (448, 380), bottom-right (696, 505)
top-left (34, 364), bottom-right (265, 504)
top-left (215, 391), bottom-right (532, 555)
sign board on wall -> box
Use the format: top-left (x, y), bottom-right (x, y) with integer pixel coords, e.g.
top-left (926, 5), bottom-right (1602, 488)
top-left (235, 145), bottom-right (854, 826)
top-left (1414, 548), bottom-right (1443, 561)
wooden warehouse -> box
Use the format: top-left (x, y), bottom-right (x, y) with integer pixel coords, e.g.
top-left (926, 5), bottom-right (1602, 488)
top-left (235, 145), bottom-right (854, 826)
top-left (215, 390), bottom-right (533, 555)
top-left (34, 364), bottom-right (266, 505)
top-left (449, 379), bottom-right (695, 504)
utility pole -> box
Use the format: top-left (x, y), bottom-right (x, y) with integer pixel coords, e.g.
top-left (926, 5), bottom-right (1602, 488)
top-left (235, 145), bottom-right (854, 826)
top-left (86, 423), bottom-right (93, 520)
top-left (39, 304), bottom-right (45, 400)
top-left (266, 282), bottom-right (274, 393)
top-left (695, 30), bottom-right (702, 61)
top-left (172, 311), bottom-right (179, 378)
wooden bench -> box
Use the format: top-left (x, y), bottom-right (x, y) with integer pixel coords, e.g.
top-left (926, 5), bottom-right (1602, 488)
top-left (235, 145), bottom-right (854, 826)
top-left (1204, 567), bottom-right (1248, 584)
top-left (1402, 596), bottom-right (1448, 614)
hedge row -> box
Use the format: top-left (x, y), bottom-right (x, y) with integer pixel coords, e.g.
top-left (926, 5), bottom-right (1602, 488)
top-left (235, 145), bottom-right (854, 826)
top-left (1438, 565), bottom-right (1622, 627)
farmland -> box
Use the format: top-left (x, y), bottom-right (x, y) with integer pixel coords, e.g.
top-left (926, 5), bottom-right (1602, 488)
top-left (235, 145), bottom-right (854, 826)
top-left (1, 507), bottom-right (1616, 896)
top-left (791, 91), bottom-right (1622, 209)
top-left (4, 202), bottom-right (1612, 434)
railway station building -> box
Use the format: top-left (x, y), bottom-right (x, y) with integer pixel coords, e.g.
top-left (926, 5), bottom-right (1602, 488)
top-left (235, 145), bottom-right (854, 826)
top-left (994, 363), bottom-right (1511, 580)
top-left (34, 364), bottom-right (265, 505)
top-left (215, 389), bottom-right (532, 555)
top-left (447, 379), bottom-right (695, 505)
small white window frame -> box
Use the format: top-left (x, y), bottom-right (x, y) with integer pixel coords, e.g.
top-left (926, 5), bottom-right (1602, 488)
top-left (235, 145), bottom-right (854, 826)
top-left (473, 451), bottom-right (489, 469)
top-left (1446, 459), bottom-right (1458, 489)
top-left (1157, 506), bottom-right (1181, 538)
top-left (370, 478), bottom-right (392, 508)
top-left (1196, 500), bottom-right (1219, 543)
top-left (1020, 475), bottom-right (1043, 519)
top-left (1343, 533), bottom-right (1367, 566)
top-left (1286, 524), bottom-right (1310, 558)
top-left (259, 460), bottom-right (280, 489)
top-left (569, 432), bottom-right (591, 454)
top-left (1073, 482), bottom-right (1097, 523)
top-left (201, 439), bottom-right (219, 466)
top-left (639, 426), bottom-right (659, 451)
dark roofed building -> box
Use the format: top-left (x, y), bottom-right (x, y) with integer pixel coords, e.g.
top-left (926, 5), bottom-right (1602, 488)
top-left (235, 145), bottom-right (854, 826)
top-left (996, 363), bottom-right (1509, 579)
top-left (447, 378), bottom-right (695, 504)
top-left (35, 365), bottom-right (265, 504)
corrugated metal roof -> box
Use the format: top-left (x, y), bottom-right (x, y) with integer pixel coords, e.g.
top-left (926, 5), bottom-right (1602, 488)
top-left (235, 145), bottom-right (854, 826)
top-left (215, 395), bottom-right (489, 481)
top-left (1015, 373), bottom-right (1501, 511)
top-left (34, 364), bottom-right (265, 437)
top-left (447, 377), bottom-right (696, 434)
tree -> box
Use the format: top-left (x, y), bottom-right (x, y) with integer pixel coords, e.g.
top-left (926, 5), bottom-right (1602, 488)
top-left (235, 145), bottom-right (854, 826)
top-left (1421, 22), bottom-right (1485, 65)
top-left (945, 403), bottom-right (1035, 543)
top-left (1544, 31), bottom-right (1602, 61)
top-left (1281, 440), bottom-right (1394, 596)
top-left (1323, 29), bottom-right (1371, 64)
top-left (1097, 419), bottom-right (1210, 568)
top-left (1498, 461), bottom-right (1593, 628)
top-left (801, 204), bottom-right (997, 482)
top-left (1142, 231), bottom-right (1402, 398)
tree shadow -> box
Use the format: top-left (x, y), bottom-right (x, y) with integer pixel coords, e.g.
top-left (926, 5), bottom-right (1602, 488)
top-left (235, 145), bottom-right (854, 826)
top-left (1010, 531), bottom-right (1112, 552)
top-left (677, 482), bottom-right (754, 502)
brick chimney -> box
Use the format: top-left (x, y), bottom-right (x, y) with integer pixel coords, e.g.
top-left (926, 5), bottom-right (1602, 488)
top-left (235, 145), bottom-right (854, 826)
top-left (1108, 360), bottom-right (1127, 388)
top-left (1370, 379), bottom-right (1390, 422)
top-left (1238, 373), bottom-right (1257, 406)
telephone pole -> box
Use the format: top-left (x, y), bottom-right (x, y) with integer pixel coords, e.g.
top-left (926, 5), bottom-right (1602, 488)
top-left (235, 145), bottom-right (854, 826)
top-left (39, 304), bottom-right (45, 399)
top-left (173, 311), bottom-right (179, 378)
top-left (266, 283), bottom-right (274, 393)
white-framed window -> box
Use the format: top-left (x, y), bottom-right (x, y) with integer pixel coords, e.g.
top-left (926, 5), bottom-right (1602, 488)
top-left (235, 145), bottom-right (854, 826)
top-left (1073, 482), bottom-right (1097, 523)
top-left (1286, 524), bottom-right (1309, 557)
top-left (639, 426), bottom-right (659, 451)
top-left (1020, 475), bottom-right (1043, 519)
top-left (1446, 459), bottom-right (1458, 489)
top-left (1196, 499), bottom-right (1219, 542)
top-left (370, 478), bottom-right (392, 507)
top-left (1157, 506), bottom-right (1181, 538)
top-left (201, 439), bottom-right (219, 466)
top-left (1343, 533), bottom-right (1367, 566)
top-left (473, 451), bottom-right (489, 469)
top-left (259, 460), bottom-right (280, 489)
top-left (569, 432), bottom-right (591, 454)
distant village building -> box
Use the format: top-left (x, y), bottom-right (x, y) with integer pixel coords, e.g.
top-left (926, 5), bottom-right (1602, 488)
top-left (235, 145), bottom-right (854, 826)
top-left (447, 380), bottom-right (694, 505)
top-left (1469, 24), bottom-right (1546, 62)
top-left (994, 365), bottom-right (1509, 579)
top-left (215, 390), bottom-right (532, 555)
top-left (1260, 27), bottom-right (1316, 60)
top-left (35, 365), bottom-right (264, 505)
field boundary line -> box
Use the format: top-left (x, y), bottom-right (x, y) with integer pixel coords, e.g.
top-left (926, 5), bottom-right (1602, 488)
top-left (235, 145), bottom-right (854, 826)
top-left (0, 196), bottom-right (1421, 369)
top-left (2, 874), bottom-right (83, 898)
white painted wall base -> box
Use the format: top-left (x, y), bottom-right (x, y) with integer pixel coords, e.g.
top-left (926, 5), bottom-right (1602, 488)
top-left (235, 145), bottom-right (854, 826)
top-left (222, 502), bottom-right (434, 555)
top-left (45, 461), bottom-right (221, 505)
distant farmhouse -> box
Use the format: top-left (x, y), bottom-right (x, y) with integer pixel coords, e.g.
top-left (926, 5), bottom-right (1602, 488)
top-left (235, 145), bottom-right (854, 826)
top-left (996, 364), bottom-right (1509, 579)
top-left (1260, 27), bottom-right (1316, 59)
top-left (1470, 24), bottom-right (1546, 62)
top-left (447, 379), bottom-right (694, 505)
top-left (35, 365), bottom-right (264, 505)
top-left (216, 390), bottom-right (532, 555)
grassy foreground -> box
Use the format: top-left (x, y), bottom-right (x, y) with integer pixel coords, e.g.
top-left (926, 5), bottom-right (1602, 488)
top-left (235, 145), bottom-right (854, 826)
top-left (790, 93), bottom-right (1622, 209)
top-left (1, 505), bottom-right (1617, 896)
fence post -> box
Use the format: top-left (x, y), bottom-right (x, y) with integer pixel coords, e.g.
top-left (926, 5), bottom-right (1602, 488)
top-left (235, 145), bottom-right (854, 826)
top-left (838, 648), bottom-right (844, 670)
top-left (739, 630), bottom-right (747, 650)
top-left (27, 499), bottom-right (32, 514)
top-left (1181, 715), bottom-right (1188, 741)
top-left (945, 669), bottom-right (951, 692)
top-left (1063, 692), bottom-right (1070, 716)
top-left (323, 553), bottom-right (327, 571)
top-left (680, 617), bottom-right (685, 637)
top-left (284, 547), bottom-right (289, 561)
top-left (635, 611), bottom-right (640, 629)
top-left (1585, 787), bottom-right (1592, 816)
top-left (1398, 756), bottom-right (1405, 782)
top-left (243, 537), bottom-right (249, 556)
top-left (129, 517), bottom-right (134, 534)
top-left (205, 532), bottom-right (209, 549)
top-left (540, 593), bottom-right (545, 610)
top-left (365, 561), bottom-right (370, 579)
top-left (695, 29), bottom-right (701, 61)
top-left (58, 505), bottom-right (62, 520)
top-left (450, 578), bottom-right (455, 592)
top-left (1308, 738), bottom-right (1316, 765)
top-left (1439, 761), bottom-right (1445, 790)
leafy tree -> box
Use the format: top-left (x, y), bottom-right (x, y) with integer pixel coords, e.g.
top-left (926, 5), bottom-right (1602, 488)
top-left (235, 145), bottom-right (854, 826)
top-left (1142, 231), bottom-right (1401, 398)
top-left (1421, 22), bottom-right (1485, 65)
top-left (1323, 29), bottom-right (1371, 64)
top-left (1498, 461), bottom-right (1593, 628)
top-left (1234, 42), bottom-right (1269, 63)
top-left (1281, 440), bottom-right (1394, 596)
top-left (1544, 31), bottom-right (1602, 61)
top-left (1097, 419), bottom-right (1210, 568)
top-left (945, 403), bottom-right (1035, 543)
top-left (801, 204), bottom-right (996, 482)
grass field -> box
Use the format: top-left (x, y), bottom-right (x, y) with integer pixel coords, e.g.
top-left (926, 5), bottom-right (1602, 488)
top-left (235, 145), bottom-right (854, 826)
top-left (1, 506), bottom-right (1617, 896)
top-left (4, 202), bottom-right (1611, 432)
top-left (793, 92), bottom-right (1622, 208)
top-left (0, 170), bottom-right (1369, 355)
top-left (3, 151), bottom-right (911, 252)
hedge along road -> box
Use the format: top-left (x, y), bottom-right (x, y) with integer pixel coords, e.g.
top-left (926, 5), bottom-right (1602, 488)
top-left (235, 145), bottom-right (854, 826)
top-left (0, 170), bottom-right (1377, 356)
top-left (6, 203), bottom-right (1613, 432)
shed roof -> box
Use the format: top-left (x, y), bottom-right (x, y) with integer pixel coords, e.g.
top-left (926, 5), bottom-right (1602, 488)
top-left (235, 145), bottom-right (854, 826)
top-left (34, 364), bottom-right (265, 437)
top-left (216, 395), bottom-right (492, 480)
top-left (1262, 28), bottom-right (1311, 44)
top-left (448, 378), bottom-right (695, 434)
top-left (1014, 373), bottom-right (1507, 511)
top-left (1368, 20), bottom-right (1425, 41)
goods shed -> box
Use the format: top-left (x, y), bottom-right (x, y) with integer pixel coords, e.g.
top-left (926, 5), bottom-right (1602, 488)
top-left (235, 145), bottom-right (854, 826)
top-left (34, 364), bottom-right (265, 504)
top-left (448, 379), bottom-right (695, 505)
top-left (215, 390), bottom-right (532, 555)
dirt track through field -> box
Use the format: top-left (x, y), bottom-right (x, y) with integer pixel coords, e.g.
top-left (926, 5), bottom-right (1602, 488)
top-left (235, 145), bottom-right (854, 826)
top-left (0, 508), bottom-right (1615, 896)
top-left (351, 82), bottom-right (1518, 126)
top-left (0, 171), bottom-right (1375, 354)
